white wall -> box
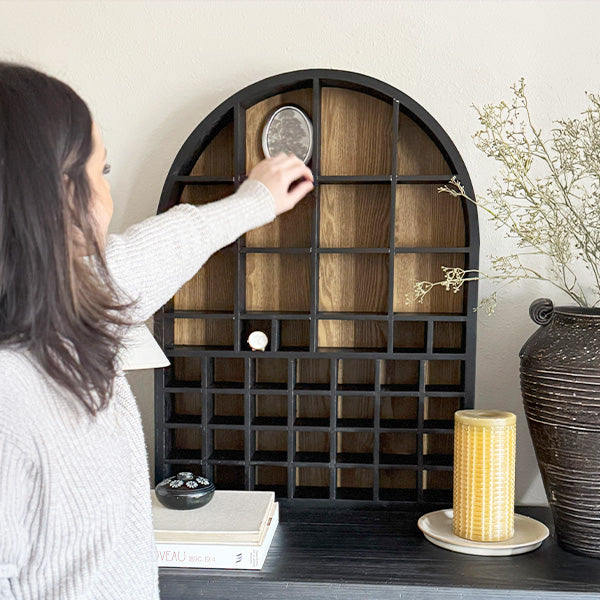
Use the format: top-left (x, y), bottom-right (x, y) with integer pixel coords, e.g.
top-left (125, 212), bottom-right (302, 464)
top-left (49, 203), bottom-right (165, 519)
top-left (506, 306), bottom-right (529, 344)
top-left (2, 0), bottom-right (598, 505)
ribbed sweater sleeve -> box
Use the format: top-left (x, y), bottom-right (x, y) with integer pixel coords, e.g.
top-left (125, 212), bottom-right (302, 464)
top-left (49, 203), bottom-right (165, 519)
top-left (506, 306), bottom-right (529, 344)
top-left (105, 178), bottom-right (275, 323)
top-left (0, 436), bottom-right (38, 600)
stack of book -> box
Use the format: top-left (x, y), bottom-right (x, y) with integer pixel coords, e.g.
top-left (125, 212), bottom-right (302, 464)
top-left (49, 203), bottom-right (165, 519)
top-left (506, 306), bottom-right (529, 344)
top-left (152, 489), bottom-right (279, 570)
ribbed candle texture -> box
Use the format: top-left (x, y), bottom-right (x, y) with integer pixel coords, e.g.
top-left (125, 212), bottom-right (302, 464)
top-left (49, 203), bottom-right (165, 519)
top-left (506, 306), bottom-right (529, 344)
top-left (453, 409), bottom-right (516, 542)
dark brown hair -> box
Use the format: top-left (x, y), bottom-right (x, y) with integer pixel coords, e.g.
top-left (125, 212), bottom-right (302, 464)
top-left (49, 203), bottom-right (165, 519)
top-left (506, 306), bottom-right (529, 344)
top-left (0, 63), bottom-right (131, 414)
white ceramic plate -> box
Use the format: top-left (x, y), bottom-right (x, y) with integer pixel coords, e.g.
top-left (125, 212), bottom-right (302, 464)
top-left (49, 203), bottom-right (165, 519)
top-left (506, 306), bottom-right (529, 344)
top-left (417, 509), bottom-right (550, 556)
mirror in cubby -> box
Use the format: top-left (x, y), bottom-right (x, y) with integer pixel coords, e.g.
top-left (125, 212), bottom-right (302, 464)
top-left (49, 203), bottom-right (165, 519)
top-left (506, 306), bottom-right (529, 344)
top-left (397, 112), bottom-right (452, 176)
top-left (246, 253), bottom-right (311, 312)
top-left (318, 320), bottom-right (387, 351)
top-left (242, 319), bottom-right (271, 351)
top-left (295, 467), bottom-right (329, 499)
top-left (174, 242), bottom-right (236, 312)
top-left (211, 394), bottom-right (244, 425)
top-left (336, 467), bottom-right (374, 500)
top-left (379, 468), bottom-right (417, 501)
top-left (321, 87), bottom-right (393, 175)
top-left (319, 253), bottom-right (388, 313)
top-left (380, 396), bottom-right (418, 429)
top-left (211, 428), bottom-right (244, 461)
top-left (255, 466), bottom-right (287, 495)
top-left (395, 185), bottom-right (466, 248)
top-left (245, 87), bottom-right (313, 172)
top-left (394, 252), bottom-right (466, 313)
top-left (188, 117), bottom-right (234, 177)
top-left (319, 185), bottom-right (390, 248)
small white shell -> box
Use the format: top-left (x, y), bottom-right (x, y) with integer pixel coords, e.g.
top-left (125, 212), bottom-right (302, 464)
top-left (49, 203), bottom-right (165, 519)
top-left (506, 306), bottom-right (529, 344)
top-left (248, 330), bottom-right (268, 351)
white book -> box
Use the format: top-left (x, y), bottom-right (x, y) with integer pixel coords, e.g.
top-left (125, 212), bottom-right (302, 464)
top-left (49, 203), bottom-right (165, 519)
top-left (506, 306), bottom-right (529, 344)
top-left (156, 503), bottom-right (279, 570)
top-left (152, 490), bottom-right (275, 544)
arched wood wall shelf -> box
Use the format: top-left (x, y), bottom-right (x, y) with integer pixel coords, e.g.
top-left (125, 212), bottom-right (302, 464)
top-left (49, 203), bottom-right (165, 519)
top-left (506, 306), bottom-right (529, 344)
top-left (154, 69), bottom-right (479, 507)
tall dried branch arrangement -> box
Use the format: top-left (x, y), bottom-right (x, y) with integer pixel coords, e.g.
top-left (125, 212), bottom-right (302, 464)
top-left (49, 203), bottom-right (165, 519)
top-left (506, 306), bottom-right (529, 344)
top-left (411, 79), bottom-right (600, 313)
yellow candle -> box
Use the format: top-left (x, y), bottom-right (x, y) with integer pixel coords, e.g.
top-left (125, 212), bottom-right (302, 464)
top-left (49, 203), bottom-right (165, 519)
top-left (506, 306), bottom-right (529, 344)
top-left (453, 409), bottom-right (516, 542)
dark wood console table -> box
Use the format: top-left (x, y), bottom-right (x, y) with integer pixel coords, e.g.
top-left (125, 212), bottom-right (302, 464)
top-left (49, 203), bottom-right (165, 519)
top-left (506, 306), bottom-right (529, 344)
top-left (158, 504), bottom-right (600, 599)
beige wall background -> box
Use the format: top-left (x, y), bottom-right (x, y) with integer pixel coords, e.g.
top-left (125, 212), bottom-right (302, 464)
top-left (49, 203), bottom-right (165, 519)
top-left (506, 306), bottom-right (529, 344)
top-left (2, 0), bottom-right (598, 505)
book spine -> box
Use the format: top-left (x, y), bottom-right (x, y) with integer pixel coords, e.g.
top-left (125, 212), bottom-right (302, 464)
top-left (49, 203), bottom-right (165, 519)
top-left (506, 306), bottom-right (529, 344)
top-left (156, 504), bottom-right (279, 570)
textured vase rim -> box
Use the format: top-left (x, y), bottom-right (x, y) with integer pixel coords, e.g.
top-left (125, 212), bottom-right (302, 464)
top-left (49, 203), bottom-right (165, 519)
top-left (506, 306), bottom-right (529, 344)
top-left (553, 305), bottom-right (600, 317)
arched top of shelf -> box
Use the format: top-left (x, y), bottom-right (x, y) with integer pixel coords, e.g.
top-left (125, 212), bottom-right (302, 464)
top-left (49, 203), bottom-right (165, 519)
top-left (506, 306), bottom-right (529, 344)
top-left (158, 69), bottom-right (479, 253)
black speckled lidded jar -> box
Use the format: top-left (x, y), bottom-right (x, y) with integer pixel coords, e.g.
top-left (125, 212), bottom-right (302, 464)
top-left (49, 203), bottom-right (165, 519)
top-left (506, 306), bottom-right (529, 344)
top-left (521, 299), bottom-right (600, 558)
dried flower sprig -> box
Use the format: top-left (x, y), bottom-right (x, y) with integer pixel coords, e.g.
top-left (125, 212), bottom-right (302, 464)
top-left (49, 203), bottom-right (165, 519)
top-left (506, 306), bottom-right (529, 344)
top-left (411, 80), bottom-right (600, 312)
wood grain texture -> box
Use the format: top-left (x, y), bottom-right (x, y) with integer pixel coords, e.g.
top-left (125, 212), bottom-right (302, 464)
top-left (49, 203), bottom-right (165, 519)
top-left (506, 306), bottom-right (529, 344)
top-left (397, 112), bottom-right (451, 175)
top-left (173, 392), bottom-right (202, 418)
top-left (433, 321), bottom-right (464, 351)
top-left (214, 394), bottom-right (244, 417)
top-left (246, 254), bottom-right (311, 312)
top-left (394, 253), bottom-right (465, 313)
top-left (280, 321), bottom-right (310, 349)
top-left (172, 357), bottom-right (202, 382)
top-left (180, 184), bottom-right (236, 206)
top-left (319, 254), bottom-right (388, 313)
top-left (319, 320), bottom-right (387, 349)
top-left (213, 358), bottom-right (244, 383)
top-left (189, 120), bottom-right (234, 177)
top-left (393, 321), bottom-right (426, 350)
top-left (380, 396), bottom-right (419, 423)
top-left (320, 185), bottom-right (390, 248)
top-left (425, 360), bottom-right (462, 386)
top-left (395, 185), bottom-right (465, 247)
top-left (381, 360), bottom-right (420, 387)
top-left (423, 469), bottom-right (453, 491)
top-left (245, 88), bottom-right (313, 172)
top-left (424, 396), bottom-right (461, 422)
top-left (296, 467), bottom-right (329, 488)
top-left (174, 318), bottom-right (234, 346)
top-left (321, 87), bottom-right (393, 175)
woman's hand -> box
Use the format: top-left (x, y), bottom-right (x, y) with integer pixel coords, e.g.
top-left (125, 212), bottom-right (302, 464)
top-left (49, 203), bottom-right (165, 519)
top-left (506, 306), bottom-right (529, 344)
top-left (247, 153), bottom-right (314, 215)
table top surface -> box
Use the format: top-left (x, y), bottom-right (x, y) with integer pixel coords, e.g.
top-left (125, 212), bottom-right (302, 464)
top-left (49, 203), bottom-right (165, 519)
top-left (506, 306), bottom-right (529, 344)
top-left (159, 504), bottom-right (600, 599)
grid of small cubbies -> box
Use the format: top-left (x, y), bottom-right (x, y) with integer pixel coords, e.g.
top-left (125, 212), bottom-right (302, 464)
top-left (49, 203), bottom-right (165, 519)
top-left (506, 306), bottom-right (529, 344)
top-left (154, 69), bottom-right (479, 506)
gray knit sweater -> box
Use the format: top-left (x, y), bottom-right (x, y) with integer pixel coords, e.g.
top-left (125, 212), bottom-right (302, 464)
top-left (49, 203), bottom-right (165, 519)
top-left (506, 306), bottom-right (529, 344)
top-left (0, 179), bottom-right (275, 600)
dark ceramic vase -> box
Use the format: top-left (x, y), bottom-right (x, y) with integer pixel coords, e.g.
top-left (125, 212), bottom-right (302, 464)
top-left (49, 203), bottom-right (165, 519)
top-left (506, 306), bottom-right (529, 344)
top-left (520, 298), bottom-right (600, 558)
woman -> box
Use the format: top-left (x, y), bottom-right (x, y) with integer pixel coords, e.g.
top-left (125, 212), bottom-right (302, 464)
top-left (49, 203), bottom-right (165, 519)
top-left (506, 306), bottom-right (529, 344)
top-left (0, 63), bottom-right (313, 599)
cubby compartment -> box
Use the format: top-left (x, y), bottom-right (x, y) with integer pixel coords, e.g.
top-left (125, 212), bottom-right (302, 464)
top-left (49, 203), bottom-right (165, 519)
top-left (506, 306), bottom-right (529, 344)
top-left (423, 432), bottom-right (454, 466)
top-left (295, 467), bottom-right (329, 499)
top-left (393, 321), bottom-right (426, 352)
top-left (425, 360), bottom-right (463, 390)
top-left (213, 465), bottom-right (245, 490)
top-left (296, 358), bottom-right (330, 389)
top-left (174, 244), bottom-right (236, 311)
top-left (380, 432), bottom-right (417, 465)
top-left (174, 318), bottom-right (234, 348)
top-left (319, 185), bottom-right (390, 248)
top-left (280, 320), bottom-right (310, 351)
top-left (295, 431), bottom-right (329, 463)
top-left (189, 117), bottom-right (235, 177)
top-left (393, 253), bottom-right (467, 314)
top-left (395, 185), bottom-right (465, 248)
top-left (210, 429), bottom-right (244, 461)
top-left (211, 394), bottom-right (244, 425)
top-left (337, 396), bottom-right (374, 428)
top-left (318, 320), bottom-right (387, 351)
top-left (337, 431), bottom-right (374, 464)
top-left (212, 357), bottom-right (244, 388)
top-left (294, 395), bottom-right (329, 427)
top-left (424, 396), bottom-right (462, 429)
top-left (422, 469), bottom-right (453, 503)
top-left (245, 86), bottom-right (313, 172)
top-left (246, 190), bottom-right (314, 248)
top-left (253, 394), bottom-right (287, 426)
top-left (166, 392), bottom-right (202, 425)
top-left (246, 253), bottom-right (311, 312)
top-left (254, 357), bottom-right (288, 390)
top-left (254, 466), bottom-right (287, 495)
top-left (379, 468), bottom-right (418, 501)
top-left (156, 70), bottom-right (479, 504)
top-left (253, 429), bottom-right (287, 462)
top-left (380, 396), bottom-right (419, 429)
top-left (167, 428), bottom-right (202, 461)
top-left (336, 467), bottom-right (374, 500)
top-left (433, 322), bottom-right (465, 353)
top-left (180, 183), bottom-right (236, 206)
top-left (396, 112), bottom-right (452, 175)
top-left (321, 86), bottom-right (393, 175)
top-left (319, 254), bottom-right (388, 313)
top-left (380, 360), bottom-right (420, 391)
